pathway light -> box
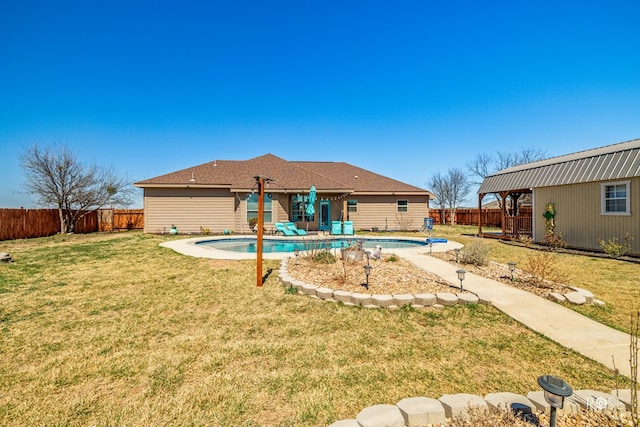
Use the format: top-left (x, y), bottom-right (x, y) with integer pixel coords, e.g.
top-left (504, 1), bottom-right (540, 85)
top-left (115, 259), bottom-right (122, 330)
top-left (454, 248), bottom-right (460, 263)
top-left (456, 269), bottom-right (466, 292)
top-left (362, 264), bottom-right (372, 290)
top-left (293, 248), bottom-right (300, 265)
top-left (537, 375), bottom-right (573, 427)
top-left (508, 261), bottom-right (517, 281)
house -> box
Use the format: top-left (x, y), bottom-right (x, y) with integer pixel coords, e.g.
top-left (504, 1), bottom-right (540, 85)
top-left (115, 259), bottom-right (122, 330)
top-left (134, 154), bottom-right (433, 234)
top-left (477, 138), bottom-right (640, 256)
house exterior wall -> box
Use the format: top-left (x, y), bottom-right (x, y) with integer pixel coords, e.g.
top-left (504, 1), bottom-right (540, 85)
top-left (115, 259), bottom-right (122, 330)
top-left (344, 195), bottom-right (429, 231)
top-left (533, 177), bottom-right (639, 255)
top-left (143, 189), bottom-right (429, 234)
top-left (143, 188), bottom-right (235, 234)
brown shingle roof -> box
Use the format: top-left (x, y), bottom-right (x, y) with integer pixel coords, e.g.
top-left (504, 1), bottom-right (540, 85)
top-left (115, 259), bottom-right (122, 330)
top-left (135, 153), bottom-right (431, 195)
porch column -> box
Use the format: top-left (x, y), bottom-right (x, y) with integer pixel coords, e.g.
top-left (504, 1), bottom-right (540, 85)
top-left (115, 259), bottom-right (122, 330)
top-left (478, 193), bottom-right (485, 236)
top-left (499, 191), bottom-right (509, 238)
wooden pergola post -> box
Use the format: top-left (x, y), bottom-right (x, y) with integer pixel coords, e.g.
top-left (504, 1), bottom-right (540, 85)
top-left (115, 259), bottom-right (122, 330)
top-left (254, 175), bottom-right (272, 287)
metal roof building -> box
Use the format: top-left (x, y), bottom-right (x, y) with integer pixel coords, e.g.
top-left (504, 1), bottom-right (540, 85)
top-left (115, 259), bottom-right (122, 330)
top-left (478, 139), bottom-right (640, 256)
top-left (479, 139), bottom-right (640, 195)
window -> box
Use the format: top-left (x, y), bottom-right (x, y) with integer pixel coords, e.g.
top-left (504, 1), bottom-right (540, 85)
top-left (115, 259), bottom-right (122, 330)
top-left (347, 199), bottom-right (357, 213)
top-left (601, 181), bottom-right (630, 215)
top-left (291, 194), bottom-right (314, 222)
top-left (247, 193), bottom-right (273, 222)
top-left (397, 200), bottom-right (408, 213)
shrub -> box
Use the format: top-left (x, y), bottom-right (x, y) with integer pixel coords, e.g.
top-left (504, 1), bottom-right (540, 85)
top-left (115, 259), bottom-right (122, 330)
top-left (460, 239), bottom-right (489, 266)
top-left (517, 234), bottom-right (533, 247)
top-left (313, 251), bottom-right (336, 264)
top-left (542, 231), bottom-right (567, 250)
top-left (521, 252), bottom-right (568, 289)
top-left (599, 233), bottom-right (633, 258)
top-left (386, 254), bottom-right (399, 262)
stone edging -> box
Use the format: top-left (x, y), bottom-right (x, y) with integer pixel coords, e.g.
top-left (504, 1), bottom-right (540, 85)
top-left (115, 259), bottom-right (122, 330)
top-left (278, 257), bottom-right (492, 309)
top-left (327, 389), bottom-right (636, 426)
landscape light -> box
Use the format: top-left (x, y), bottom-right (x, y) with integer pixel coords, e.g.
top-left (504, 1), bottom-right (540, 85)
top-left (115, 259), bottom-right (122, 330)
top-left (508, 262), bottom-right (517, 281)
top-left (294, 248), bottom-right (300, 265)
top-left (537, 375), bottom-right (573, 427)
top-left (456, 269), bottom-right (466, 292)
top-left (454, 248), bottom-right (460, 263)
top-left (362, 264), bottom-right (372, 290)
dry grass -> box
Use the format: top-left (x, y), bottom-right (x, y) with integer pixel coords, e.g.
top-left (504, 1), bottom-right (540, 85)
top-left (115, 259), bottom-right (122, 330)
top-left (0, 231), bottom-right (630, 426)
top-left (406, 225), bottom-right (640, 333)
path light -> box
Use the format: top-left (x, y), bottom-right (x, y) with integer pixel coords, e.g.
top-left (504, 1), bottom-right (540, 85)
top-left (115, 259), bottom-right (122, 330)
top-left (456, 269), bottom-right (466, 292)
top-left (429, 240), bottom-right (433, 254)
top-left (364, 251), bottom-right (371, 266)
top-left (293, 248), bottom-right (300, 265)
top-left (537, 375), bottom-right (573, 427)
top-left (362, 264), bottom-right (372, 290)
top-left (454, 248), bottom-right (460, 263)
top-left (508, 262), bottom-right (517, 281)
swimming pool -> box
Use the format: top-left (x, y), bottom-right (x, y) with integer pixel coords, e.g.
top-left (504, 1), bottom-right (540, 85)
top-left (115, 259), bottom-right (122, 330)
top-left (196, 237), bottom-right (427, 253)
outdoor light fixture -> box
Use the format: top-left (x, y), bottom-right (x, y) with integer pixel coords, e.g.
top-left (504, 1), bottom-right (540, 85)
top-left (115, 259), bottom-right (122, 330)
top-left (456, 269), bottom-right (466, 292)
top-left (364, 251), bottom-right (371, 266)
top-left (362, 264), bottom-right (372, 290)
top-left (508, 261), bottom-right (517, 281)
top-left (429, 240), bottom-right (433, 254)
top-left (293, 248), bottom-right (300, 265)
top-left (454, 248), bottom-right (460, 263)
top-left (537, 375), bottom-right (573, 427)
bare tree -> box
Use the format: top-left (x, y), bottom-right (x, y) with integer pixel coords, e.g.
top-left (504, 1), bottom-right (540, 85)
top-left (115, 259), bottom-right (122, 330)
top-left (467, 147), bottom-right (546, 183)
top-left (428, 168), bottom-right (471, 225)
top-left (20, 144), bottom-right (133, 233)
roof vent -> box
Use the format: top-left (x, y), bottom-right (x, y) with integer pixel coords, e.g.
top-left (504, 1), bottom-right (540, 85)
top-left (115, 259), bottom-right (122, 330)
top-left (190, 172), bottom-right (196, 182)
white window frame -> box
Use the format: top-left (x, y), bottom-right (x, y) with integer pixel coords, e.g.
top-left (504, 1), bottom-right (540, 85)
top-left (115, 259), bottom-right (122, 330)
top-left (600, 180), bottom-right (631, 216)
top-left (397, 200), bottom-right (408, 213)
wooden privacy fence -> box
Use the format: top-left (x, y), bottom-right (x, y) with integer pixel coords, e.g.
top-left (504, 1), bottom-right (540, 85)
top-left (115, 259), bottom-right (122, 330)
top-left (98, 209), bottom-right (144, 231)
top-left (430, 208), bottom-right (503, 227)
top-left (0, 209), bottom-right (98, 241)
top-left (0, 208), bottom-right (143, 241)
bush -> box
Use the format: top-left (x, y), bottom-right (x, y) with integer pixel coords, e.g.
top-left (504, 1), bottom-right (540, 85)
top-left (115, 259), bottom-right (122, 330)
top-left (542, 231), bottom-right (567, 250)
top-left (521, 252), bottom-right (568, 289)
top-left (599, 233), bottom-right (633, 258)
top-left (313, 251), bottom-right (336, 264)
top-left (460, 239), bottom-right (489, 266)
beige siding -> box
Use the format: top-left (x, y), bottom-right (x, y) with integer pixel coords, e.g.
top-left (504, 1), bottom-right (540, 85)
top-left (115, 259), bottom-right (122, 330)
top-left (345, 195), bottom-right (429, 231)
top-left (534, 178), bottom-right (639, 255)
top-left (144, 188), bottom-right (235, 234)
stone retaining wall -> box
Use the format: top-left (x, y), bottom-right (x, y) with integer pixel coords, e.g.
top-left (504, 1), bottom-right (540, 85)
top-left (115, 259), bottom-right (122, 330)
top-left (328, 388), bottom-right (636, 426)
top-left (278, 258), bottom-right (492, 309)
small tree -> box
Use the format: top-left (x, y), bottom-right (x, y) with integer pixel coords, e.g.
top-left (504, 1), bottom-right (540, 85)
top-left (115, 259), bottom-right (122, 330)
top-left (20, 144), bottom-right (133, 233)
top-left (428, 168), bottom-right (471, 225)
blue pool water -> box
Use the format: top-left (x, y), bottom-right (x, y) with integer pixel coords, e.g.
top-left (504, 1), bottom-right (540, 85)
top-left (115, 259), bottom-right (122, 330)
top-left (196, 237), bottom-right (427, 253)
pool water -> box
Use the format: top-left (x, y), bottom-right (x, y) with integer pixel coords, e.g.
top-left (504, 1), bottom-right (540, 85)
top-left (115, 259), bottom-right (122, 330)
top-left (196, 237), bottom-right (427, 253)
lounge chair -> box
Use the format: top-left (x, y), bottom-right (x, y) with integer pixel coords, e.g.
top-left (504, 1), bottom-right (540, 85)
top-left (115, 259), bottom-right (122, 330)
top-left (331, 221), bottom-right (342, 235)
top-left (343, 221), bottom-right (354, 235)
top-left (275, 222), bottom-right (296, 236)
top-left (285, 222), bottom-right (307, 236)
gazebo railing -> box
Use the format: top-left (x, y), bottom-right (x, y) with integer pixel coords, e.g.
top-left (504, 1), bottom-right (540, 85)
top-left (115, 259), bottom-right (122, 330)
top-left (504, 216), bottom-right (532, 238)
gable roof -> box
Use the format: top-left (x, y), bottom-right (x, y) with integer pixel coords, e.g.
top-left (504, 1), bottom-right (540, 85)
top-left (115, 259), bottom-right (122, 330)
top-left (479, 138), bottom-right (640, 194)
top-left (135, 153), bottom-right (432, 196)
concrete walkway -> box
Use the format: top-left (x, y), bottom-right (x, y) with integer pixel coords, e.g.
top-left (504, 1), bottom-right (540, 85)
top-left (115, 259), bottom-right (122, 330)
top-left (402, 251), bottom-right (633, 379)
top-left (162, 236), bottom-right (634, 379)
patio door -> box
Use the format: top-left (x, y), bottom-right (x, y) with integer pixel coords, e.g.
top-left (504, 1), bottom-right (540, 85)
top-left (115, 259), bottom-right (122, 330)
top-left (319, 200), bottom-right (330, 231)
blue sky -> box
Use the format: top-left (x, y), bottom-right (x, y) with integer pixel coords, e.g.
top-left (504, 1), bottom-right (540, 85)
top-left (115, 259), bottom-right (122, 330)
top-left (1, 1), bottom-right (639, 208)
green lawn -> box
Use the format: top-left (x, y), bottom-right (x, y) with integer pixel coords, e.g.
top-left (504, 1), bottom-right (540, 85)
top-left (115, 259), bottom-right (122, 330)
top-left (0, 231), bottom-right (632, 426)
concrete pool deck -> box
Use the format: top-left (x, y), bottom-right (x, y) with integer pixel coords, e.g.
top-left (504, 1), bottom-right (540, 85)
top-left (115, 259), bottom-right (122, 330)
top-left (161, 234), bottom-right (634, 379)
top-left (160, 234), bottom-right (462, 260)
